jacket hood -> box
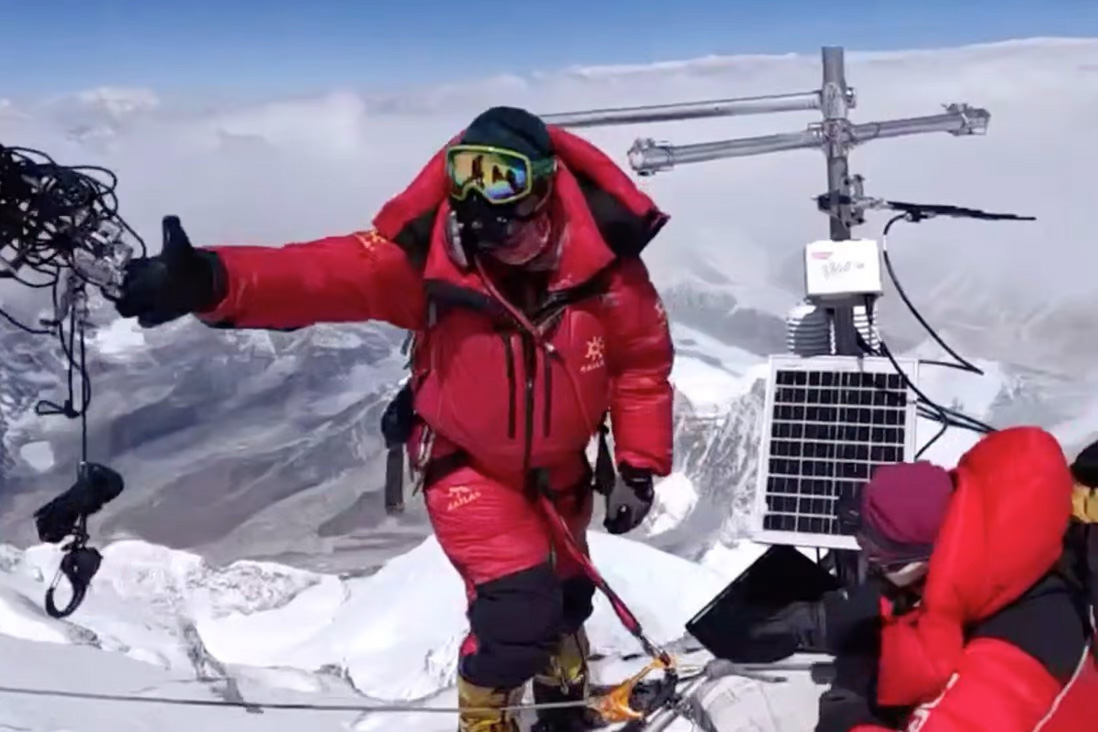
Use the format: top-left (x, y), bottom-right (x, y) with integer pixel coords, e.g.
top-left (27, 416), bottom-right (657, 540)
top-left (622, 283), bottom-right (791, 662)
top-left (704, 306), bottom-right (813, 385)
top-left (371, 125), bottom-right (669, 301)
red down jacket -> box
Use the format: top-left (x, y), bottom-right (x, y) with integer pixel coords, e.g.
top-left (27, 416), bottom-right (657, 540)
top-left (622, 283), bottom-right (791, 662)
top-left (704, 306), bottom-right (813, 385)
top-left (853, 427), bottom-right (1098, 732)
top-left (195, 126), bottom-right (675, 487)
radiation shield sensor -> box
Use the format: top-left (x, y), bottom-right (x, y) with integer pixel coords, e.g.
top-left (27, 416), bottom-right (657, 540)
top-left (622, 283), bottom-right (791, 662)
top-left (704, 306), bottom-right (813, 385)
top-left (803, 238), bottom-right (883, 303)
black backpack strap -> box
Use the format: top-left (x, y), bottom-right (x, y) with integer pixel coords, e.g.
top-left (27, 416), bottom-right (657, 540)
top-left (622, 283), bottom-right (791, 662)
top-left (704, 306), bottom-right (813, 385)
top-left (380, 381), bottom-right (416, 514)
top-left (1059, 521), bottom-right (1098, 653)
top-left (379, 292), bottom-right (444, 515)
top-left (1084, 524), bottom-right (1098, 639)
top-left (593, 413), bottom-right (615, 496)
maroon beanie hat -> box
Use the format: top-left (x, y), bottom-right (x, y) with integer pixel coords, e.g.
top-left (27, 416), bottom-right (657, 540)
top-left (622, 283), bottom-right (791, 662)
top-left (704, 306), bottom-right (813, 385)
top-left (858, 461), bottom-right (955, 564)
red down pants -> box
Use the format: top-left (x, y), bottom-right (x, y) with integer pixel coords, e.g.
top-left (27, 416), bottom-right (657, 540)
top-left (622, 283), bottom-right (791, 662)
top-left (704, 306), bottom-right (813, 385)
top-left (425, 462), bottom-right (597, 689)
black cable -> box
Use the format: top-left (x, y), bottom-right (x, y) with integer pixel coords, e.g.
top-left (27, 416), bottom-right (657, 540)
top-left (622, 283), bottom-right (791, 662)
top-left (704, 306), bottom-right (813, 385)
top-left (881, 213), bottom-right (982, 376)
top-left (915, 358), bottom-right (977, 373)
top-left (876, 214), bottom-right (998, 431)
top-left (0, 302), bottom-right (52, 335)
top-left (80, 324), bottom-right (89, 461)
top-left (861, 326), bottom-right (993, 436)
top-left (915, 418), bottom-right (949, 460)
top-left (855, 292), bottom-right (994, 460)
top-left (920, 400), bottom-right (994, 434)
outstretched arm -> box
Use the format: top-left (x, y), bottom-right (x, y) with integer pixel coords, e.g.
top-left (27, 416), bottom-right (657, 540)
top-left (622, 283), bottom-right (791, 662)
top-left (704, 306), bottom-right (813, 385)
top-left (601, 257), bottom-right (674, 476)
top-left (199, 230), bottom-right (426, 330)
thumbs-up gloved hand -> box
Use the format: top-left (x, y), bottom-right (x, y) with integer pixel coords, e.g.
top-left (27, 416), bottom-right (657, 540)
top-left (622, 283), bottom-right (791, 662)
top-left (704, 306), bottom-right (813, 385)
top-left (114, 216), bottom-right (226, 327)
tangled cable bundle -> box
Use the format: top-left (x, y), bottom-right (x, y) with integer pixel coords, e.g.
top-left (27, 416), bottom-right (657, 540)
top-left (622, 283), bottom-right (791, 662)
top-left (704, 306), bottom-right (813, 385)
top-left (0, 142), bottom-right (144, 416)
top-left (0, 143), bottom-right (145, 286)
top-left (1, 141), bottom-right (140, 618)
top-left (0, 143), bottom-right (146, 290)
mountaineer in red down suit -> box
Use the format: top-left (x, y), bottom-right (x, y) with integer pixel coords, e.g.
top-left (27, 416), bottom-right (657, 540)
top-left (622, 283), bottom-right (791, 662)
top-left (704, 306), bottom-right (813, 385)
top-left (817, 426), bottom-right (1098, 732)
top-left (112, 106), bottom-right (675, 732)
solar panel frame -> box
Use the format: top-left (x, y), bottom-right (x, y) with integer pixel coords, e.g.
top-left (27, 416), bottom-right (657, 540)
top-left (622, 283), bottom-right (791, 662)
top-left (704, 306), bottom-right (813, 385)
top-left (750, 354), bottom-right (919, 550)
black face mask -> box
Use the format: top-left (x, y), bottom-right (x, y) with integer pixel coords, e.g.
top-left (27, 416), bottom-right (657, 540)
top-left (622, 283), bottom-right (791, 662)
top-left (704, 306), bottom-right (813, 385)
top-left (450, 181), bottom-right (550, 253)
top-left (453, 195), bottom-right (519, 252)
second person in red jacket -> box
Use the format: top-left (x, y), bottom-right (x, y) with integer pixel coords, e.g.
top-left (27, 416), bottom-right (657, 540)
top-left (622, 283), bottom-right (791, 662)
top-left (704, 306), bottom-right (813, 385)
top-left (112, 106), bottom-right (676, 732)
top-left (825, 427), bottom-right (1098, 732)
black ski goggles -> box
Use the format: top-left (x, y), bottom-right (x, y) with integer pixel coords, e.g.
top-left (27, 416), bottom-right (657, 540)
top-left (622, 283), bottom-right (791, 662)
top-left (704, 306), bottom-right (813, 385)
top-left (446, 144), bottom-right (556, 206)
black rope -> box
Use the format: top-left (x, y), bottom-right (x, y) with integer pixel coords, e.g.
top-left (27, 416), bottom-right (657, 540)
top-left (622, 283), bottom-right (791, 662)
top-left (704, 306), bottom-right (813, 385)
top-left (0, 683), bottom-right (482, 713)
top-left (0, 657), bottom-right (736, 716)
top-left (0, 683), bottom-right (638, 715)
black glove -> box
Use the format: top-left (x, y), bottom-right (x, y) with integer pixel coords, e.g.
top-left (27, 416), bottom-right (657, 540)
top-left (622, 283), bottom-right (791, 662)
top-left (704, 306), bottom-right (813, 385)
top-left (603, 463), bottom-right (654, 535)
top-left (33, 463), bottom-right (125, 543)
top-left (815, 688), bottom-right (882, 732)
top-left (823, 580), bottom-right (885, 656)
top-left (114, 215), bottom-right (225, 327)
top-left (738, 600), bottom-right (829, 661)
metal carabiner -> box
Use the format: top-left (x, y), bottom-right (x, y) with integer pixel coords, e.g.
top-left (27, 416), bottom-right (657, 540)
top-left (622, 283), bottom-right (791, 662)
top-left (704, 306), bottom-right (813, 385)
top-left (44, 524), bottom-right (102, 619)
top-left (588, 656), bottom-right (679, 725)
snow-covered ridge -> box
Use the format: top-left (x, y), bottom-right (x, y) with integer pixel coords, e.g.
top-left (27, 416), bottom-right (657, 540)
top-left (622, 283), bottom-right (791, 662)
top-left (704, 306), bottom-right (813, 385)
top-left (0, 533), bottom-right (734, 703)
top-left (0, 532), bottom-right (830, 732)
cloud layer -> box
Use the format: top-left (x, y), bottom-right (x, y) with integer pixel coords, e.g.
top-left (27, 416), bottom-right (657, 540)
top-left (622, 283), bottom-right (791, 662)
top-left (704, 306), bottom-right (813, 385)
top-left (2, 37), bottom-right (1097, 361)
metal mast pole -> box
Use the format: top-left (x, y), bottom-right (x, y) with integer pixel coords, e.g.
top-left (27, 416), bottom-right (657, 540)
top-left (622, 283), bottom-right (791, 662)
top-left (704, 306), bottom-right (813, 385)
top-left (820, 46), bottom-right (859, 356)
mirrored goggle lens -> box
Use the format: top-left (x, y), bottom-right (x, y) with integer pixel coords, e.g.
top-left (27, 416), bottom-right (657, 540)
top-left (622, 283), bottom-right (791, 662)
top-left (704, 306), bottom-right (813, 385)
top-left (447, 146), bottom-right (546, 204)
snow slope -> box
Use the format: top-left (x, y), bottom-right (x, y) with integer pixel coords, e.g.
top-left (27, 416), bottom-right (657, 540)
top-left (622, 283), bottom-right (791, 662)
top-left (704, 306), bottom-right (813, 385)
top-left (0, 534), bottom-right (826, 732)
top-left (2, 534), bottom-right (728, 699)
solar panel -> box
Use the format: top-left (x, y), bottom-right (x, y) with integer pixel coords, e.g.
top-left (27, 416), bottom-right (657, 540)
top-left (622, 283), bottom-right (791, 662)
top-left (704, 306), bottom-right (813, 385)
top-left (751, 354), bottom-right (919, 550)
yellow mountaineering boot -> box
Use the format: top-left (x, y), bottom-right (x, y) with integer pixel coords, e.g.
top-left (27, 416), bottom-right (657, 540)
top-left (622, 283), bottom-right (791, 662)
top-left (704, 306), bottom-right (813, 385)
top-left (457, 675), bottom-right (523, 732)
top-left (531, 627), bottom-right (599, 731)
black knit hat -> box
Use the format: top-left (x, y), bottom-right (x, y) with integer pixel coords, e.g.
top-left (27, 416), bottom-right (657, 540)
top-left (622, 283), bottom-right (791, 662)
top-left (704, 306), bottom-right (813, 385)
top-left (459, 106), bottom-right (554, 161)
top-left (1070, 439), bottom-right (1098, 488)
